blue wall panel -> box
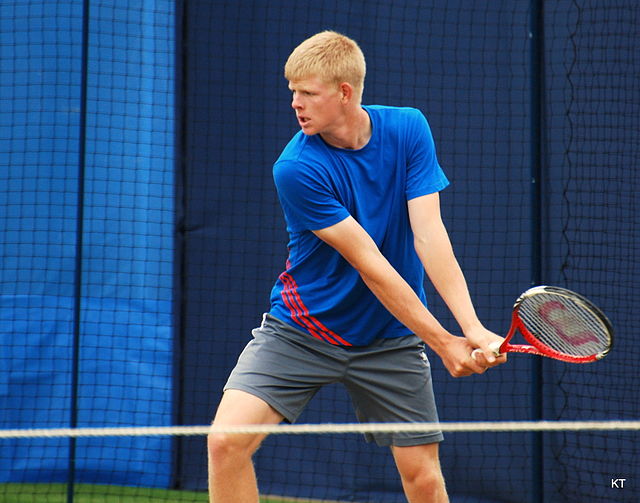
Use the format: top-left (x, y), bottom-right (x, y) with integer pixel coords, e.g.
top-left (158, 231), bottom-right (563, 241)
top-left (0, 0), bottom-right (176, 488)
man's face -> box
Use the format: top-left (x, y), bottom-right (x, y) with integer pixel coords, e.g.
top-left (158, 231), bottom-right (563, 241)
top-left (288, 76), bottom-right (343, 136)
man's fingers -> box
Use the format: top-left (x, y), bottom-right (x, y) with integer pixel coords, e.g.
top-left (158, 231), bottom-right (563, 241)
top-left (488, 340), bottom-right (503, 357)
top-left (470, 347), bottom-right (506, 369)
top-left (471, 348), bottom-right (494, 364)
top-left (468, 349), bottom-right (489, 374)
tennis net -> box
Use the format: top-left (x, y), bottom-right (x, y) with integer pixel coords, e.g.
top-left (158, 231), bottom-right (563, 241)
top-left (1, 420), bottom-right (639, 502)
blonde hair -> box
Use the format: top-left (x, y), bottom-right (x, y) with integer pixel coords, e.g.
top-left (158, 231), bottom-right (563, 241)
top-left (284, 31), bottom-right (366, 102)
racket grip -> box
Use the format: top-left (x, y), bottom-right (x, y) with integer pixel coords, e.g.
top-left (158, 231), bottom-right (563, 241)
top-left (489, 340), bottom-right (503, 356)
top-left (472, 342), bottom-right (504, 361)
top-left (470, 348), bottom-right (483, 361)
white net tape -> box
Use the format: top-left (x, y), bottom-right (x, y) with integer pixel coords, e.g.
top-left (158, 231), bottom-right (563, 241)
top-left (1, 420), bottom-right (639, 439)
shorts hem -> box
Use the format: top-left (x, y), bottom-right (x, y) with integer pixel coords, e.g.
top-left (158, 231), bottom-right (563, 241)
top-left (223, 384), bottom-right (297, 424)
top-left (366, 432), bottom-right (444, 447)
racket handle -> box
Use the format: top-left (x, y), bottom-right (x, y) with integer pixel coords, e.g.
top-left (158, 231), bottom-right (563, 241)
top-left (472, 342), bottom-right (504, 361)
top-left (489, 340), bottom-right (503, 356)
top-left (470, 348), bottom-right (483, 361)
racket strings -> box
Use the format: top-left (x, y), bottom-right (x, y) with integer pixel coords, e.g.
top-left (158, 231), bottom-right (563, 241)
top-left (518, 293), bottom-right (611, 357)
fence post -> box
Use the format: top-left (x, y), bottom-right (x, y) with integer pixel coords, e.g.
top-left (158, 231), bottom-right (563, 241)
top-left (67, 1), bottom-right (91, 502)
top-left (530, 0), bottom-right (545, 502)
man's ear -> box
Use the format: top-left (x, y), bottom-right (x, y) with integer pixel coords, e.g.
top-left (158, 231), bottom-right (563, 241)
top-left (339, 82), bottom-right (354, 104)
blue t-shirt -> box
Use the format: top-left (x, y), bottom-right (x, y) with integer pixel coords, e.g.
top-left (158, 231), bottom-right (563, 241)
top-left (269, 105), bottom-right (449, 346)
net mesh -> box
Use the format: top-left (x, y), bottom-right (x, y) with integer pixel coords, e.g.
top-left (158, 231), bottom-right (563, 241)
top-left (1, 0), bottom-right (639, 502)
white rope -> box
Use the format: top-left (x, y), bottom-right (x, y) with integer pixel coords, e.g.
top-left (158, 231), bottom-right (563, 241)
top-left (0, 420), bottom-right (639, 439)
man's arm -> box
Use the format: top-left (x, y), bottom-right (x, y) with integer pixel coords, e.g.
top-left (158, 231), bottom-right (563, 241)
top-left (313, 215), bottom-right (490, 377)
top-left (407, 192), bottom-right (505, 365)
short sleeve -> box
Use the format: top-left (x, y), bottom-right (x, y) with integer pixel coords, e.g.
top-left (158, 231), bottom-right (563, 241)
top-left (273, 159), bottom-right (350, 232)
top-left (405, 110), bottom-right (450, 200)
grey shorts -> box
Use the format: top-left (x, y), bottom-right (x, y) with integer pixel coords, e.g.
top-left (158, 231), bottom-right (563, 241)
top-left (224, 314), bottom-right (443, 447)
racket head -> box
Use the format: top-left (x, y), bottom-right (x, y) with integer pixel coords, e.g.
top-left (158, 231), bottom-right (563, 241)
top-left (510, 285), bottom-right (613, 363)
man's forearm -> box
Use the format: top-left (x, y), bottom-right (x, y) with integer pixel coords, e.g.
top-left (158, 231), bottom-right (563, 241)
top-left (416, 231), bottom-right (483, 336)
top-left (313, 216), bottom-right (455, 352)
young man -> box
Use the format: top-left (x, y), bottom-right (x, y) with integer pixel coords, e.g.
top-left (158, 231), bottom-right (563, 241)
top-left (208, 31), bottom-right (506, 503)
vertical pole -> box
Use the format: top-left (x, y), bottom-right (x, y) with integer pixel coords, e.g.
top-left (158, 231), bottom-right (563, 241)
top-left (171, 0), bottom-right (188, 490)
top-left (529, 1), bottom-right (545, 502)
top-left (68, 1), bottom-right (91, 502)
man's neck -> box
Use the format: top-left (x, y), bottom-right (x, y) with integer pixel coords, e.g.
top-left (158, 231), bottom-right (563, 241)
top-left (320, 106), bottom-right (371, 150)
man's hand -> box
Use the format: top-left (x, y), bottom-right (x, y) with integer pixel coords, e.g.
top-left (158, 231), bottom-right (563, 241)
top-left (465, 325), bottom-right (507, 372)
top-left (435, 329), bottom-right (507, 378)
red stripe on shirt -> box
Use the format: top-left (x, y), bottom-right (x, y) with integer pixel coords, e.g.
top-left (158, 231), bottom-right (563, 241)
top-left (279, 274), bottom-right (330, 343)
top-left (279, 273), bottom-right (338, 344)
top-left (279, 271), bottom-right (352, 346)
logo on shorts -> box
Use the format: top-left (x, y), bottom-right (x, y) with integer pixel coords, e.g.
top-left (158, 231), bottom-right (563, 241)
top-left (419, 351), bottom-right (429, 365)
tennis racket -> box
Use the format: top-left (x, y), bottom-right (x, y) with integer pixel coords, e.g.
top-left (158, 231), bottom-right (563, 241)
top-left (481, 286), bottom-right (613, 363)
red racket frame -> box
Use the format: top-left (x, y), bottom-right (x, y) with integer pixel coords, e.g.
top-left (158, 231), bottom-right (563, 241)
top-left (495, 286), bottom-right (613, 364)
